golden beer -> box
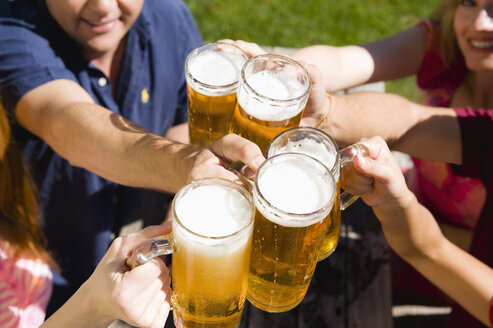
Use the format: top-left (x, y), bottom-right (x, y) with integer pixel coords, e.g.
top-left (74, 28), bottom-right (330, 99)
top-left (229, 54), bottom-right (311, 154)
top-left (248, 153), bottom-right (336, 312)
top-left (186, 42), bottom-right (248, 147)
top-left (266, 127), bottom-right (367, 261)
top-left (127, 178), bottom-right (254, 328)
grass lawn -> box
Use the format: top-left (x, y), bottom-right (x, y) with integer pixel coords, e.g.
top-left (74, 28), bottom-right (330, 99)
top-left (184, 0), bottom-right (440, 102)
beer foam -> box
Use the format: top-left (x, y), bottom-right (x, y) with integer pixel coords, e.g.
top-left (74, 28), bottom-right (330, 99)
top-left (238, 71), bottom-right (307, 121)
top-left (270, 138), bottom-right (338, 171)
top-left (175, 184), bottom-right (251, 238)
top-left (248, 71), bottom-right (305, 100)
top-left (188, 50), bottom-right (245, 87)
top-left (256, 157), bottom-right (334, 227)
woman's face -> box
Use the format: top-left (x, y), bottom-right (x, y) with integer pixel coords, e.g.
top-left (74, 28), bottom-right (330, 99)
top-left (45, 0), bottom-right (144, 58)
top-left (454, 0), bottom-right (493, 71)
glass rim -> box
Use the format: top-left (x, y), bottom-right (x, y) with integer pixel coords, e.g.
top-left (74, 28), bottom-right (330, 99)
top-left (254, 152), bottom-right (336, 223)
top-left (240, 53), bottom-right (312, 104)
top-left (266, 126), bottom-right (340, 174)
top-left (185, 41), bottom-right (249, 91)
top-left (172, 177), bottom-right (255, 240)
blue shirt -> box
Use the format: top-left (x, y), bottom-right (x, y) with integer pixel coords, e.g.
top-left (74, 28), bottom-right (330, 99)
top-left (0, 0), bottom-right (202, 309)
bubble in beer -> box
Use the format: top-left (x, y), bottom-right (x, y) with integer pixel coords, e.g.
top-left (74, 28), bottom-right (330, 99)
top-left (175, 184), bottom-right (251, 237)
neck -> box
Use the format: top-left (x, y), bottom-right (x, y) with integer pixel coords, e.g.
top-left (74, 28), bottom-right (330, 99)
top-left (470, 71), bottom-right (493, 109)
top-left (80, 37), bottom-right (127, 89)
top-left (460, 71), bottom-right (493, 109)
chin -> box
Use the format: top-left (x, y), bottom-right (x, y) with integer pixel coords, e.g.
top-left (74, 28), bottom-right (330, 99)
top-left (465, 59), bottom-right (493, 72)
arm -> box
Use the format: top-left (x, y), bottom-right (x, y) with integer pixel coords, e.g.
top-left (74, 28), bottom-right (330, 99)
top-left (291, 25), bottom-right (427, 92)
top-left (15, 80), bottom-right (264, 193)
top-left (41, 224), bottom-right (172, 328)
top-left (344, 137), bottom-right (493, 326)
top-left (313, 91), bottom-right (462, 164)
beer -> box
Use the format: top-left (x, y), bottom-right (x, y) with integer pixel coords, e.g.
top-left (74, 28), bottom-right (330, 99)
top-left (267, 129), bottom-right (341, 260)
top-left (248, 153), bottom-right (335, 312)
top-left (171, 180), bottom-right (254, 328)
top-left (229, 55), bottom-right (311, 153)
top-left (186, 43), bottom-right (248, 146)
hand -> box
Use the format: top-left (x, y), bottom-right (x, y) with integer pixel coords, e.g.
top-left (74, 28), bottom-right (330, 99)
top-left (177, 134), bottom-right (265, 187)
top-left (341, 136), bottom-right (412, 209)
top-left (218, 39), bottom-right (267, 58)
top-left (298, 62), bottom-right (331, 128)
top-left (83, 224), bottom-right (172, 328)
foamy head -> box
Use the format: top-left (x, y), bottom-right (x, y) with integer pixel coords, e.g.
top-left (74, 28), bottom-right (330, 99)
top-left (186, 47), bottom-right (247, 96)
top-left (237, 70), bottom-right (309, 121)
top-left (175, 184), bottom-right (252, 237)
top-left (254, 154), bottom-right (335, 227)
top-left (268, 137), bottom-right (339, 175)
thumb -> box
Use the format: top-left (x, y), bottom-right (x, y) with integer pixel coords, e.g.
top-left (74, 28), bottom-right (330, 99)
top-left (353, 153), bottom-right (391, 183)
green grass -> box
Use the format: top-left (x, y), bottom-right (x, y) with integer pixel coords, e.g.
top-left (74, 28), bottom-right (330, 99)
top-left (184, 0), bottom-right (439, 102)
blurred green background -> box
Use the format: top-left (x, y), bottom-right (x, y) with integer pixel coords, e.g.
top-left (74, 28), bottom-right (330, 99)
top-left (184, 0), bottom-right (439, 102)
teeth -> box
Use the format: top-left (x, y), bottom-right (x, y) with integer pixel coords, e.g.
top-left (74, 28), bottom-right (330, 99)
top-left (471, 40), bottom-right (493, 48)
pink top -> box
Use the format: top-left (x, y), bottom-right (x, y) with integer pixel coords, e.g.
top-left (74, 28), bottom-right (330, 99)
top-left (0, 239), bottom-right (52, 328)
top-left (410, 20), bottom-right (486, 229)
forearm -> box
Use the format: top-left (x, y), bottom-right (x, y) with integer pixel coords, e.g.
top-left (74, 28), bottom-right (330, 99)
top-left (292, 45), bottom-right (374, 92)
top-left (322, 92), bottom-right (462, 163)
top-left (374, 196), bottom-right (493, 326)
top-left (41, 282), bottom-right (113, 328)
top-left (18, 97), bottom-right (193, 193)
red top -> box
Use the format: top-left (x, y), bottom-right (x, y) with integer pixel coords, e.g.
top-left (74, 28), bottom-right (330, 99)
top-left (490, 298), bottom-right (493, 327)
top-left (392, 20), bottom-right (490, 328)
top-left (411, 19), bottom-right (485, 229)
top-left (490, 297), bottom-right (493, 327)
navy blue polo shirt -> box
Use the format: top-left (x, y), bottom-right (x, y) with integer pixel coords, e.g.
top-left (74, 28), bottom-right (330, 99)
top-left (0, 0), bottom-right (202, 311)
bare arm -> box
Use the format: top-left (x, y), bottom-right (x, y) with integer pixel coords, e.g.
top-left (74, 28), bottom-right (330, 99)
top-left (347, 137), bottom-right (493, 326)
top-left (375, 194), bottom-right (493, 327)
top-left (41, 224), bottom-right (172, 328)
top-left (292, 25), bottom-right (427, 91)
top-left (320, 92), bottom-right (462, 164)
top-left (15, 80), bottom-right (263, 193)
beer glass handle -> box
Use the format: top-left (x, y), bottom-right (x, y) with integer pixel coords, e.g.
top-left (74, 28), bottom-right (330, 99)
top-left (127, 234), bottom-right (174, 269)
top-left (229, 161), bottom-right (254, 193)
top-left (339, 144), bottom-right (370, 210)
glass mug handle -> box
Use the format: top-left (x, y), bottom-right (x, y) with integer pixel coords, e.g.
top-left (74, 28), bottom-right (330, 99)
top-left (126, 234), bottom-right (174, 269)
top-left (339, 144), bottom-right (370, 210)
top-left (229, 161), bottom-right (254, 193)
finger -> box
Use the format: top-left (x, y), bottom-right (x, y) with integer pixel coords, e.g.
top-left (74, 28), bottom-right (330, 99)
top-left (352, 153), bottom-right (393, 184)
top-left (231, 40), bottom-right (267, 57)
top-left (141, 289), bottom-right (167, 328)
top-left (151, 291), bottom-right (170, 328)
top-left (210, 134), bottom-right (265, 172)
top-left (125, 257), bottom-right (167, 287)
top-left (128, 224), bottom-right (173, 245)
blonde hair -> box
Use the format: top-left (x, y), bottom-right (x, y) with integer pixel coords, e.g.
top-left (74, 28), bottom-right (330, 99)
top-left (429, 0), bottom-right (460, 67)
top-left (0, 105), bottom-right (57, 267)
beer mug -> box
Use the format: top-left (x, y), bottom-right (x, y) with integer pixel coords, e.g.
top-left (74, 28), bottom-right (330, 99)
top-left (266, 127), bottom-right (369, 261)
top-left (229, 54), bottom-right (312, 153)
top-left (128, 178), bottom-right (255, 328)
top-left (233, 152), bottom-right (336, 312)
top-left (185, 42), bottom-right (248, 146)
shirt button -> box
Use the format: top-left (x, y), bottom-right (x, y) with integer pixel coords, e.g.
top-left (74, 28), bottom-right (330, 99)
top-left (98, 77), bottom-right (108, 87)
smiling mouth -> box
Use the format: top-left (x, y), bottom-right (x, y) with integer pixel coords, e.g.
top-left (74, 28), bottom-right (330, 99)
top-left (470, 40), bottom-right (493, 49)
